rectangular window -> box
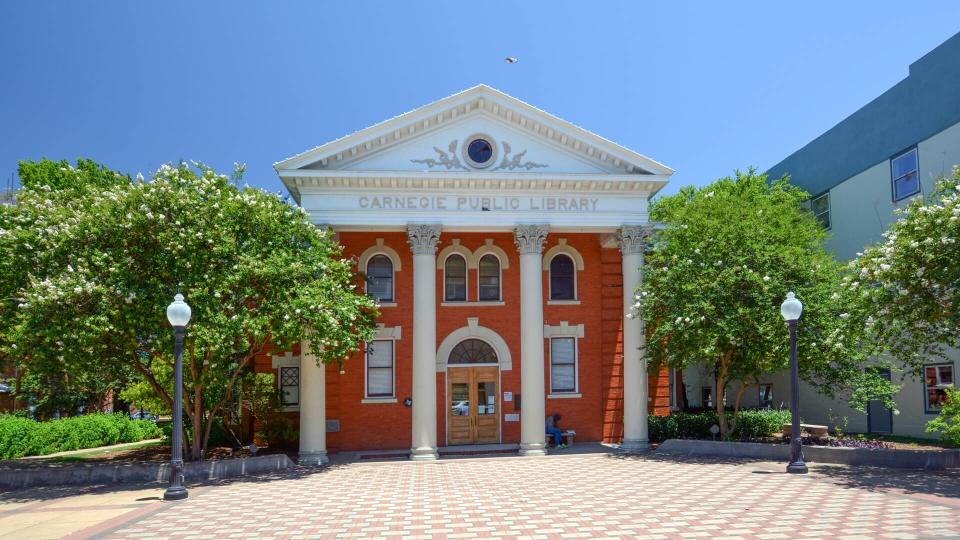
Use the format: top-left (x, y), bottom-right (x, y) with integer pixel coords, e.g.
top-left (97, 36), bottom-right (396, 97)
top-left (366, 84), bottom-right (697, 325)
top-left (279, 366), bottom-right (300, 407)
top-left (758, 384), bottom-right (773, 409)
top-left (810, 192), bottom-right (830, 230)
top-left (549, 337), bottom-right (577, 393)
top-left (366, 340), bottom-right (395, 398)
top-left (701, 386), bottom-right (713, 408)
top-left (891, 148), bottom-right (920, 202)
top-left (924, 363), bottom-right (954, 413)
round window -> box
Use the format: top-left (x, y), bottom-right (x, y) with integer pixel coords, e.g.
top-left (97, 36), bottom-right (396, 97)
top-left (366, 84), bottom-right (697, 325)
top-left (464, 136), bottom-right (496, 168)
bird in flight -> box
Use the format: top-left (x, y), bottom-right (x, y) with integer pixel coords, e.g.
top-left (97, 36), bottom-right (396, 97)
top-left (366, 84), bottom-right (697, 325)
top-left (504, 57), bottom-right (518, 64)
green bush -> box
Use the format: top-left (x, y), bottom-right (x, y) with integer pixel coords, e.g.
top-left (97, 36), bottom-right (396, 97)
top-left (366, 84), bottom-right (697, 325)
top-left (926, 386), bottom-right (960, 447)
top-left (0, 413), bottom-right (163, 459)
top-left (649, 409), bottom-right (792, 442)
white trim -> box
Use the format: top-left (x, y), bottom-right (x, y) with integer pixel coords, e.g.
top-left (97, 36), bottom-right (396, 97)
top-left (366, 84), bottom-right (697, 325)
top-left (548, 336), bottom-right (579, 395)
top-left (543, 239), bottom-right (585, 271)
top-left (546, 251), bottom-right (578, 301)
top-left (436, 239), bottom-right (473, 269)
top-left (376, 302), bottom-right (398, 308)
top-left (358, 238), bottom-right (403, 271)
top-left (374, 324), bottom-right (402, 340)
top-left (364, 338), bottom-right (396, 400)
top-left (361, 397), bottom-right (398, 404)
top-left (547, 393), bottom-right (582, 399)
top-left (543, 322), bottom-right (585, 338)
top-left (272, 353), bottom-right (302, 412)
top-left (468, 238), bottom-right (511, 269)
top-left (476, 252), bottom-right (503, 302)
top-left (441, 301), bottom-right (505, 307)
top-left (436, 318), bottom-right (512, 372)
top-left (462, 133), bottom-right (499, 169)
top-left (547, 300), bottom-right (581, 306)
top-left (442, 251), bottom-right (469, 302)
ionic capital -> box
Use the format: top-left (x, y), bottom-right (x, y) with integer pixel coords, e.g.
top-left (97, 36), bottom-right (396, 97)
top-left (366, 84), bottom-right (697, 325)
top-left (407, 224), bottom-right (442, 255)
top-left (618, 225), bottom-right (655, 255)
top-left (514, 224), bottom-right (549, 255)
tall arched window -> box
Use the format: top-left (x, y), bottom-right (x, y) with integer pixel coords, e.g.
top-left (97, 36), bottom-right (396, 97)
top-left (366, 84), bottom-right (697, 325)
top-left (444, 254), bottom-right (467, 302)
top-left (366, 254), bottom-right (394, 303)
top-left (478, 254), bottom-right (501, 301)
top-left (549, 254), bottom-right (576, 300)
top-left (448, 339), bottom-right (498, 365)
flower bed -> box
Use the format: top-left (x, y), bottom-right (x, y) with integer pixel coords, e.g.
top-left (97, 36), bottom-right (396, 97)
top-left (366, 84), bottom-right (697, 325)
top-left (0, 413), bottom-right (163, 459)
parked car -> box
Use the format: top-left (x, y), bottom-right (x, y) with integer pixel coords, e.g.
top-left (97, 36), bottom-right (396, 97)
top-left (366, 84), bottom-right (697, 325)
top-left (129, 410), bottom-right (158, 422)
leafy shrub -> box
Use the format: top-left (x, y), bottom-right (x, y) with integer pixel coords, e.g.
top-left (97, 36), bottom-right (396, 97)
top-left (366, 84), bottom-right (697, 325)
top-left (0, 413), bottom-right (163, 459)
top-left (649, 409), bottom-right (792, 442)
top-left (926, 386), bottom-right (960, 447)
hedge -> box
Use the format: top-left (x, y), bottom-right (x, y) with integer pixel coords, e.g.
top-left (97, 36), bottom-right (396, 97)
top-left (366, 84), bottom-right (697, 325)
top-left (648, 409), bottom-right (792, 442)
top-left (0, 413), bottom-right (163, 459)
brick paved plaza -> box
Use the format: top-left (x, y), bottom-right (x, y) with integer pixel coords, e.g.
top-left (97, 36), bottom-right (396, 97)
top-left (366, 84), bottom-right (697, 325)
top-left (3, 450), bottom-right (960, 539)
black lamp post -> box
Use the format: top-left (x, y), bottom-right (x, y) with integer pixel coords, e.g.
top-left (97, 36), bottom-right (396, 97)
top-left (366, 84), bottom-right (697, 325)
top-left (780, 292), bottom-right (808, 474)
top-left (164, 293), bottom-right (192, 500)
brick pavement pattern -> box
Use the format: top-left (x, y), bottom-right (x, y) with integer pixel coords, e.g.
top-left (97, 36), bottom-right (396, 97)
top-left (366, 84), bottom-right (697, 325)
top-left (104, 453), bottom-right (960, 540)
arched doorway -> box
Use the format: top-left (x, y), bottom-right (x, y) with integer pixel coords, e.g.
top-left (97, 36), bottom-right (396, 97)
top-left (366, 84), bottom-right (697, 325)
top-left (447, 338), bottom-right (500, 445)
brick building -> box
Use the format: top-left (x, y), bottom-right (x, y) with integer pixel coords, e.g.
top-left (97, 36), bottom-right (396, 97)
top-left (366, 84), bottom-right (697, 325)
top-left (264, 85), bottom-right (675, 462)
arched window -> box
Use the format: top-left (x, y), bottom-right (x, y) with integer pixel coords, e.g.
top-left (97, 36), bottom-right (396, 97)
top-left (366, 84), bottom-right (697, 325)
top-left (366, 254), bottom-right (394, 303)
top-left (444, 254), bottom-right (467, 302)
top-left (448, 339), bottom-right (498, 365)
top-left (549, 254), bottom-right (576, 300)
top-left (478, 254), bottom-right (501, 301)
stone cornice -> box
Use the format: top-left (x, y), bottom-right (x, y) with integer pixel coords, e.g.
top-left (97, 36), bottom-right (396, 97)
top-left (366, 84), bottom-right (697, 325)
top-left (407, 224), bottom-right (442, 255)
top-left (514, 224), bottom-right (549, 255)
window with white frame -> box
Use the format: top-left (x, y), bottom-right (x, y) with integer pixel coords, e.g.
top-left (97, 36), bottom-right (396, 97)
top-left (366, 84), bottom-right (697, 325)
top-left (924, 363), bottom-right (953, 413)
top-left (279, 366), bottom-right (300, 407)
top-left (810, 192), bottom-right (830, 230)
top-left (891, 148), bottom-right (920, 202)
top-left (366, 254), bottom-right (394, 303)
top-left (478, 254), bottom-right (501, 301)
top-left (365, 340), bottom-right (395, 398)
top-left (549, 337), bottom-right (577, 393)
top-left (549, 254), bottom-right (576, 300)
top-left (444, 254), bottom-right (467, 302)
top-left (758, 384), bottom-right (773, 409)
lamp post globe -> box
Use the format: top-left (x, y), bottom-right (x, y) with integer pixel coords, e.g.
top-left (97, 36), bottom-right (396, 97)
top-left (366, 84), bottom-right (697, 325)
top-left (164, 293), bottom-right (191, 501)
top-left (780, 291), bottom-right (808, 474)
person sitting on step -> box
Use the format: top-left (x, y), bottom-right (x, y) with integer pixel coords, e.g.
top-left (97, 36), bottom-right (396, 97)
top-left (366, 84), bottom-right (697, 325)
top-left (546, 413), bottom-right (565, 448)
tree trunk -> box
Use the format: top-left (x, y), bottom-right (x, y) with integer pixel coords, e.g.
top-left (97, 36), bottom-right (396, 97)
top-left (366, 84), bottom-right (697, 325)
top-left (715, 350), bottom-right (733, 438)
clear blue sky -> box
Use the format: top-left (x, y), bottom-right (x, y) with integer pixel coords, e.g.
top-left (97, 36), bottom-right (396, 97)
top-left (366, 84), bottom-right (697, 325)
top-left (2, 2), bottom-right (959, 197)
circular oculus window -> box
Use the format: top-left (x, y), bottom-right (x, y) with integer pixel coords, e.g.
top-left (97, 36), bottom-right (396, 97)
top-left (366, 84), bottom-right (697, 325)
top-left (464, 136), bottom-right (496, 168)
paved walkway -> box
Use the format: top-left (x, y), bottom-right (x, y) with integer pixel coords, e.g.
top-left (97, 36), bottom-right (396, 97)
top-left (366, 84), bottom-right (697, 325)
top-left (2, 451), bottom-right (959, 539)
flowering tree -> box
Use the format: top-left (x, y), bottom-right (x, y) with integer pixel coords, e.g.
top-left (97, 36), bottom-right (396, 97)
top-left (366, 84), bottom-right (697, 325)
top-left (0, 160), bottom-right (377, 457)
top-left (636, 170), bottom-right (895, 437)
top-left (851, 167), bottom-right (960, 369)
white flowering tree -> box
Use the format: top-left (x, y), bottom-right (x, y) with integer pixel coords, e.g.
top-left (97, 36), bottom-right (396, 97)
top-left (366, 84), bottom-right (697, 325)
top-left (637, 170), bottom-right (896, 437)
top-left (851, 167), bottom-right (960, 370)
top-left (0, 160), bottom-right (378, 458)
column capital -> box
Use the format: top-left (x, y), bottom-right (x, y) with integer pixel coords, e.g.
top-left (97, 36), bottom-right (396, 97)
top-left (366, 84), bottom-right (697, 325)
top-left (618, 225), bottom-right (655, 255)
top-left (514, 224), bottom-right (549, 255)
top-left (407, 224), bottom-right (441, 255)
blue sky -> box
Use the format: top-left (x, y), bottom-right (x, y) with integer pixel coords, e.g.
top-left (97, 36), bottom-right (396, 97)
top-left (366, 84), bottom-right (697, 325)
top-left (2, 2), bottom-right (959, 197)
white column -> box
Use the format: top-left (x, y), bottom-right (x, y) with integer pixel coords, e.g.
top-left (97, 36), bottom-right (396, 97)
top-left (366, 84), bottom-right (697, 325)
top-left (298, 339), bottom-right (328, 465)
top-left (408, 224), bottom-right (441, 461)
top-left (620, 225), bottom-right (653, 452)
top-left (514, 224), bottom-right (549, 456)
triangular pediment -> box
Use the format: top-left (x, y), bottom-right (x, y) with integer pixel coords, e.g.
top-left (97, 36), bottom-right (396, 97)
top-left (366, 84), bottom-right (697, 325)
top-left (274, 85), bottom-right (673, 178)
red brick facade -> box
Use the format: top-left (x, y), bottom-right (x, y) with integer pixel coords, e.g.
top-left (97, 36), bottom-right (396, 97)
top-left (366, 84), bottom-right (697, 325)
top-left (255, 231), bottom-right (670, 453)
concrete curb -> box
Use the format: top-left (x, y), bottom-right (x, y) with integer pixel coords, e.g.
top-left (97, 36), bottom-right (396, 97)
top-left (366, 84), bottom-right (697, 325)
top-left (0, 453), bottom-right (295, 489)
top-left (656, 439), bottom-right (960, 470)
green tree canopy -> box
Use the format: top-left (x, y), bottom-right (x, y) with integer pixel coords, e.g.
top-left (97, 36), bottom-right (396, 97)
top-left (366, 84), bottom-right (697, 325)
top-left (0, 160), bottom-right (378, 457)
top-left (637, 170), bottom-right (895, 436)
top-left (851, 167), bottom-right (960, 368)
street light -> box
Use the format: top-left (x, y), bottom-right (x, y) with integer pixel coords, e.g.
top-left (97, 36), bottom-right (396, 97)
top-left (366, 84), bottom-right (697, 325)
top-left (164, 293), bottom-right (192, 500)
top-left (780, 292), bottom-right (808, 474)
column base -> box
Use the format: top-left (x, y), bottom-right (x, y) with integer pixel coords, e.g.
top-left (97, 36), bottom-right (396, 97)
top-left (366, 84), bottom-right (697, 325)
top-left (619, 438), bottom-right (650, 453)
top-left (409, 447), bottom-right (439, 461)
top-left (518, 443), bottom-right (547, 457)
top-left (298, 450), bottom-right (329, 466)
top-left (786, 461), bottom-right (808, 474)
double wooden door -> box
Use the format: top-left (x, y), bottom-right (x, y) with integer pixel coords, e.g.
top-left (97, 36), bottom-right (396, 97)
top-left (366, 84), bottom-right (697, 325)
top-left (447, 366), bottom-right (499, 445)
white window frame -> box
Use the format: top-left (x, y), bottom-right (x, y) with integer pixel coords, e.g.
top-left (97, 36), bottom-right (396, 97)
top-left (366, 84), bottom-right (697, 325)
top-left (891, 147), bottom-right (920, 202)
top-left (810, 192), bottom-right (831, 230)
top-left (548, 336), bottom-right (579, 396)
top-left (476, 253), bottom-right (503, 302)
top-left (364, 339), bottom-right (396, 401)
top-left (923, 363), bottom-right (954, 414)
top-left (548, 253), bottom-right (578, 302)
top-left (271, 352), bottom-right (301, 412)
top-left (443, 253), bottom-right (468, 303)
top-left (278, 366), bottom-right (300, 408)
top-left (365, 253), bottom-right (396, 305)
